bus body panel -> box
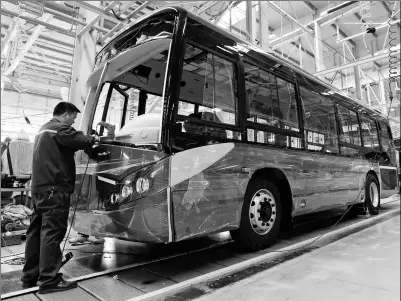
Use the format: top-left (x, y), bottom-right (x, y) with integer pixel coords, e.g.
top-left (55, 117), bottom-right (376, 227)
top-left (170, 143), bottom-right (374, 241)
top-left (71, 189), bottom-right (169, 243)
top-left (71, 145), bottom-right (170, 243)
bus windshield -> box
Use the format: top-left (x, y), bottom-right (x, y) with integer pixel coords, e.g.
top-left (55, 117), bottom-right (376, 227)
top-left (90, 38), bottom-right (171, 147)
top-left (94, 12), bottom-right (176, 69)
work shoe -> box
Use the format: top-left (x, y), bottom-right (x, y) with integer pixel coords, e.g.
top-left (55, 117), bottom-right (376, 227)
top-left (22, 282), bottom-right (37, 289)
top-left (88, 236), bottom-right (105, 244)
top-left (38, 279), bottom-right (77, 294)
top-left (68, 234), bottom-right (89, 244)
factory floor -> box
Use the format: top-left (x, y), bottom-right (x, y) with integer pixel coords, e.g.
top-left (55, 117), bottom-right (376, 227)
top-left (1, 195), bottom-right (399, 301)
top-left (194, 212), bottom-right (400, 301)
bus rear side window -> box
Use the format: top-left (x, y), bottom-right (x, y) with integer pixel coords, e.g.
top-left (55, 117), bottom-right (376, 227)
top-left (360, 115), bottom-right (379, 149)
top-left (300, 87), bottom-right (339, 154)
top-left (337, 105), bottom-right (361, 146)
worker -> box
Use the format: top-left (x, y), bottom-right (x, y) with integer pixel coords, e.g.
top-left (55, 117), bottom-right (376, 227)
top-left (21, 102), bottom-right (100, 294)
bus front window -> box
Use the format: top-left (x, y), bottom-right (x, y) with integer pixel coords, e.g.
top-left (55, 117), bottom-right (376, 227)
top-left (90, 43), bottom-right (169, 147)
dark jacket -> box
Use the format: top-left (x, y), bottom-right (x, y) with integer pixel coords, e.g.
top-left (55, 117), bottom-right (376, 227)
top-left (31, 118), bottom-right (95, 194)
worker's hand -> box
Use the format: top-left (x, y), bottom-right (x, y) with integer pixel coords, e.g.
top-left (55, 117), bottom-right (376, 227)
top-left (93, 136), bottom-right (100, 143)
top-left (84, 144), bottom-right (108, 160)
top-left (97, 121), bottom-right (115, 140)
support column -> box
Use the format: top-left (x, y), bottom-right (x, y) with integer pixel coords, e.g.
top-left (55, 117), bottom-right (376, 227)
top-left (366, 83), bottom-right (371, 106)
top-left (1, 76), bottom-right (5, 100)
top-left (246, 1), bottom-right (253, 43)
top-left (298, 38), bottom-right (303, 68)
top-left (69, 4), bottom-right (99, 128)
top-left (258, 1), bottom-right (264, 48)
top-left (379, 72), bottom-right (386, 104)
top-left (352, 47), bottom-right (362, 101)
top-left (314, 21), bottom-right (325, 72)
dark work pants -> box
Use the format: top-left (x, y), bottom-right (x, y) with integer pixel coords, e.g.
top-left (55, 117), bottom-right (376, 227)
top-left (21, 191), bottom-right (70, 288)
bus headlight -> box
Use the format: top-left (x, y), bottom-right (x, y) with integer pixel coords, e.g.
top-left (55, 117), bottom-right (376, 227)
top-left (121, 183), bottom-right (133, 198)
top-left (136, 177), bottom-right (150, 194)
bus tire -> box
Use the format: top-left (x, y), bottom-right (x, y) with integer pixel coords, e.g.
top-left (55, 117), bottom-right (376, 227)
top-left (230, 178), bottom-right (282, 251)
top-left (364, 174), bottom-right (380, 215)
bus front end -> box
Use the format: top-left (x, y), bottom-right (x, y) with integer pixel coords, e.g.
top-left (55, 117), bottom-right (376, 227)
top-left (70, 9), bottom-right (180, 243)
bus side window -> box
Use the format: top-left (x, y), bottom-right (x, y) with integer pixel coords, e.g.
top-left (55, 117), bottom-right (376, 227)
top-left (299, 86), bottom-right (339, 154)
top-left (336, 104), bottom-right (362, 157)
top-left (173, 43), bottom-right (239, 151)
top-left (360, 115), bottom-right (380, 150)
top-left (244, 62), bottom-right (300, 148)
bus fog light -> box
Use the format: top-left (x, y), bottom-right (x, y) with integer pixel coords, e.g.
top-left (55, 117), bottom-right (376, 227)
top-left (121, 184), bottom-right (133, 198)
top-left (136, 177), bottom-right (149, 194)
top-left (110, 193), bottom-right (119, 205)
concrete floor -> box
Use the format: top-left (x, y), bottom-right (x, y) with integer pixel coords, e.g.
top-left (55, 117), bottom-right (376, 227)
top-left (195, 214), bottom-right (400, 301)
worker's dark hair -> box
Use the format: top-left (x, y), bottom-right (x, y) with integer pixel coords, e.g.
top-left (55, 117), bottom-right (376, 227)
top-left (53, 102), bottom-right (81, 116)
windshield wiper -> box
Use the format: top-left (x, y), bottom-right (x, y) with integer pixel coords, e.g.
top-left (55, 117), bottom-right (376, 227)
top-left (99, 140), bottom-right (162, 151)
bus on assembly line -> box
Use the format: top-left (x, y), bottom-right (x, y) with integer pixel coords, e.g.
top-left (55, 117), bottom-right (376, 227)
top-left (71, 7), bottom-right (399, 251)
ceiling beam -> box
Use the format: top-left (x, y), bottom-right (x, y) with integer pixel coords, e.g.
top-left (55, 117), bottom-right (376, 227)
top-left (314, 47), bottom-right (400, 76)
top-left (3, 0), bottom-right (110, 34)
top-left (124, 1), bottom-right (151, 20)
top-left (15, 70), bottom-right (70, 84)
top-left (196, 1), bottom-right (220, 15)
top-left (32, 43), bottom-right (73, 57)
top-left (381, 1), bottom-right (401, 29)
top-left (99, 1), bottom-right (151, 44)
top-left (24, 56), bottom-right (71, 73)
top-left (2, 23), bottom-right (76, 49)
top-left (268, 1), bottom-right (313, 35)
top-left (1, 18), bottom-right (25, 58)
top-left (300, 0), bottom-right (357, 49)
top-left (42, 7), bottom-right (109, 33)
top-left (302, 1), bottom-right (317, 14)
top-left (22, 61), bottom-right (72, 76)
top-left (4, 14), bottom-right (53, 76)
top-left (1, 8), bottom-right (75, 37)
top-left (70, 1), bottom-right (123, 23)
top-left (337, 18), bottom-right (400, 43)
top-left (354, 12), bottom-right (378, 38)
top-left (25, 52), bottom-right (72, 65)
top-left (331, 24), bottom-right (356, 47)
top-left (291, 41), bottom-right (315, 58)
top-left (77, 1), bottom-right (118, 37)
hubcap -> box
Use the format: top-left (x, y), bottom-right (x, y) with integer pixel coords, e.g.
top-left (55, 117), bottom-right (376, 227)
top-left (370, 182), bottom-right (379, 207)
top-left (249, 189), bottom-right (277, 235)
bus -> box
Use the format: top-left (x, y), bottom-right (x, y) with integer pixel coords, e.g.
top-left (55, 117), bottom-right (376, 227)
top-left (71, 7), bottom-right (399, 251)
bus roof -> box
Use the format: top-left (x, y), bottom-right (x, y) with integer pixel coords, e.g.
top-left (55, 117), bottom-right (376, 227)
top-left (102, 6), bottom-right (389, 124)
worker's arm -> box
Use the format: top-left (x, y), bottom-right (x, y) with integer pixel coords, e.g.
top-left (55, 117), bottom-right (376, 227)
top-left (55, 124), bottom-right (98, 150)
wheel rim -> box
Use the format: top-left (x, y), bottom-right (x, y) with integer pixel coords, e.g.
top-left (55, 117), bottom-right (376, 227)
top-left (370, 182), bottom-right (379, 207)
top-left (249, 189), bottom-right (277, 235)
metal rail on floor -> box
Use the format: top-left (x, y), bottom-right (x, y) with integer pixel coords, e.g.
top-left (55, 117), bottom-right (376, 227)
top-left (1, 239), bottom-right (233, 300)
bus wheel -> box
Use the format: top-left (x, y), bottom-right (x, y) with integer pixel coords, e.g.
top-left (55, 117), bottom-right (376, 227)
top-left (365, 174), bottom-right (380, 215)
top-left (231, 178), bottom-right (282, 251)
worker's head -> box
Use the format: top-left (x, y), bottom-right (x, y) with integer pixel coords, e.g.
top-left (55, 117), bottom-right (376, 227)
top-left (53, 102), bottom-right (81, 126)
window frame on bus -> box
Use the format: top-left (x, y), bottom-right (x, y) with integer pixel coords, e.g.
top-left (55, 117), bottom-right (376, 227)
top-left (359, 113), bottom-right (381, 150)
top-left (333, 101), bottom-right (390, 159)
top-left (174, 38), bottom-right (243, 134)
top-left (241, 57), bottom-right (304, 146)
top-left (298, 87), bottom-right (340, 154)
top-left (334, 102), bottom-right (363, 148)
